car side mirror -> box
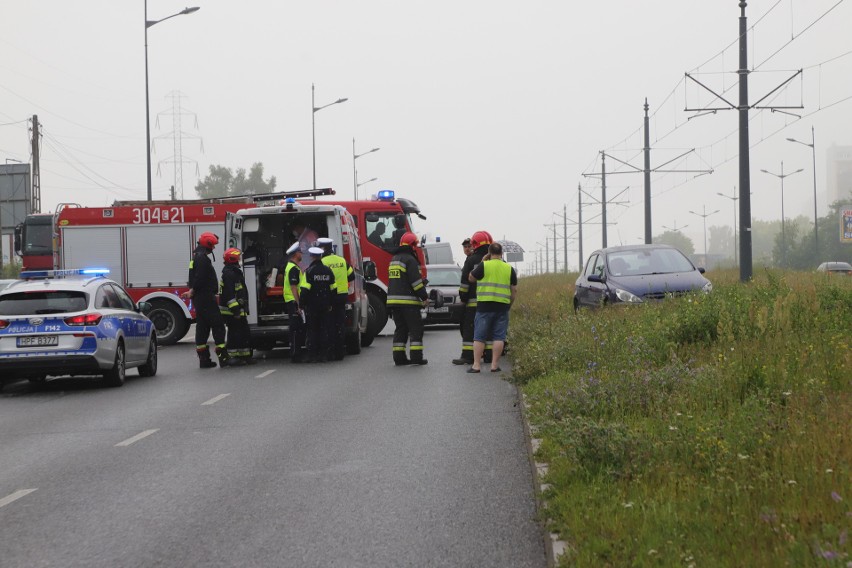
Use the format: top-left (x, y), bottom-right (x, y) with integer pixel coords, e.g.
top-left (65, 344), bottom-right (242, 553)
top-left (137, 301), bottom-right (152, 315)
top-left (588, 274), bottom-right (604, 283)
top-left (363, 260), bottom-right (377, 281)
top-left (429, 288), bottom-right (444, 309)
top-left (698, 267), bottom-right (706, 274)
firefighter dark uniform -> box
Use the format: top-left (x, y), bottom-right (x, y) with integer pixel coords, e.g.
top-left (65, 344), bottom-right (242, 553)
top-left (219, 248), bottom-right (254, 366)
top-left (453, 231), bottom-right (492, 365)
top-left (300, 247), bottom-right (335, 363)
top-left (387, 232), bottom-right (428, 366)
top-left (318, 237), bottom-right (355, 361)
top-left (186, 232), bottom-right (229, 368)
top-left (283, 243), bottom-right (306, 363)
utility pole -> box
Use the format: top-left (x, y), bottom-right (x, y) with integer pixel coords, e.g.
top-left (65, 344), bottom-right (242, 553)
top-left (577, 184), bottom-right (583, 271)
top-left (30, 115), bottom-right (41, 213)
top-left (601, 153), bottom-right (607, 248)
top-left (685, 2), bottom-right (802, 281)
top-left (643, 99), bottom-right (652, 244)
top-left (737, 1), bottom-right (753, 281)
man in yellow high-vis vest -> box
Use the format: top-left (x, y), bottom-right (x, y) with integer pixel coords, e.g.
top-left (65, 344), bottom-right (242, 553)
top-left (466, 242), bottom-right (517, 373)
top-left (283, 242), bottom-right (307, 363)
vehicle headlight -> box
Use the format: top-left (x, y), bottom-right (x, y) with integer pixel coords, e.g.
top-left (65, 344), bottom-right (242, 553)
top-left (614, 288), bottom-right (643, 303)
top-left (702, 281), bottom-right (713, 294)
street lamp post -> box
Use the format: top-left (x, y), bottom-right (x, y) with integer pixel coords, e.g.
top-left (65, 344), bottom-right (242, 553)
top-left (787, 127), bottom-right (819, 259)
top-left (717, 187), bottom-right (739, 266)
top-left (688, 205), bottom-right (719, 260)
top-left (353, 138), bottom-right (380, 199)
top-left (145, 2), bottom-right (199, 202)
top-left (311, 84), bottom-right (348, 189)
top-left (761, 161), bottom-right (803, 268)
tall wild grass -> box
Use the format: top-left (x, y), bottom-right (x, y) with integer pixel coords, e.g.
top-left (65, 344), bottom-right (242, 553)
top-left (512, 269), bottom-right (850, 566)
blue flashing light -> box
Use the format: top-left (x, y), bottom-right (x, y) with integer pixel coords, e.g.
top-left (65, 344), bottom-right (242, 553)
top-left (81, 268), bottom-right (110, 275)
top-left (284, 197), bottom-right (296, 203)
top-left (376, 189), bottom-right (395, 201)
top-left (20, 268), bottom-right (110, 280)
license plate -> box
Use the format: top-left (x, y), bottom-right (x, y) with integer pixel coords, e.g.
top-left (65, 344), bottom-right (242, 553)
top-left (17, 335), bottom-right (59, 348)
top-left (427, 306), bottom-right (449, 313)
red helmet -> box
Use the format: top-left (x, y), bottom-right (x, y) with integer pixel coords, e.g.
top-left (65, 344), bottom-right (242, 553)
top-left (223, 247), bottom-right (242, 264)
top-left (470, 230), bottom-right (492, 249)
top-left (198, 232), bottom-right (219, 249)
top-left (399, 232), bottom-right (419, 247)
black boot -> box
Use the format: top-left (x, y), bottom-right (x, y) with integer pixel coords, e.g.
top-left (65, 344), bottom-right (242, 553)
top-left (410, 351), bottom-right (428, 366)
top-left (393, 351), bottom-right (412, 366)
top-left (197, 346), bottom-right (217, 369)
top-left (215, 347), bottom-right (231, 368)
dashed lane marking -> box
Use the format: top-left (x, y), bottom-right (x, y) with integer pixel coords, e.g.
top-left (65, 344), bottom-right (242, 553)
top-left (115, 429), bottom-right (159, 447)
top-left (0, 489), bottom-right (37, 508)
top-left (201, 393), bottom-right (231, 406)
top-left (256, 370), bottom-right (275, 378)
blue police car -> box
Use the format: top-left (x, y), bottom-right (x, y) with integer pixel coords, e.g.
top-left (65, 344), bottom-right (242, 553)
top-left (0, 269), bottom-right (157, 389)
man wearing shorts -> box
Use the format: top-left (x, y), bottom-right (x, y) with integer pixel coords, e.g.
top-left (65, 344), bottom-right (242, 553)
top-left (466, 241), bottom-right (517, 373)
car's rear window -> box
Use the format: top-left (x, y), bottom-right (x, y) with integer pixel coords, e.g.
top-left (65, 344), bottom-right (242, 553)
top-left (0, 291), bottom-right (89, 315)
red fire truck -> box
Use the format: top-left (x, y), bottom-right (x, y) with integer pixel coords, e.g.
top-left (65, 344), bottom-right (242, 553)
top-left (14, 189), bottom-right (427, 347)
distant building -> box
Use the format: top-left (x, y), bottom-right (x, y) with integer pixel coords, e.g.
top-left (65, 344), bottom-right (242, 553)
top-left (827, 144), bottom-right (852, 207)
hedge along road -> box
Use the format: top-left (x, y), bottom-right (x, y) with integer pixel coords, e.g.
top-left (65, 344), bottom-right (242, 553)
top-left (0, 325), bottom-right (546, 568)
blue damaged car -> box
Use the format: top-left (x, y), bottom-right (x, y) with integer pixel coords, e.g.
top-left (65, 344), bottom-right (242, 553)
top-left (574, 244), bottom-right (712, 310)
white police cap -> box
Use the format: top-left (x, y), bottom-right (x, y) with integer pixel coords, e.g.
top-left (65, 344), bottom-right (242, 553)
top-left (317, 237), bottom-right (334, 246)
top-left (308, 246), bottom-right (325, 256)
top-left (286, 242), bottom-right (300, 255)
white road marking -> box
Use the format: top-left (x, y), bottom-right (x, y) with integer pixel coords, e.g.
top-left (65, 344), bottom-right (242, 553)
top-left (115, 429), bottom-right (159, 447)
top-left (201, 393), bottom-right (231, 406)
top-left (0, 488), bottom-right (37, 508)
top-left (255, 370), bottom-right (275, 378)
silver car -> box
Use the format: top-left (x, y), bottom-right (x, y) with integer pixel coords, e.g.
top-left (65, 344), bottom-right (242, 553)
top-left (0, 270), bottom-right (157, 388)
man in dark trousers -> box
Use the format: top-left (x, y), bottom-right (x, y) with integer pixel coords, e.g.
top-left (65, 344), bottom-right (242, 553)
top-left (467, 241), bottom-right (517, 373)
top-left (318, 237), bottom-right (354, 361)
top-left (219, 247), bottom-right (254, 366)
top-left (182, 232), bottom-right (229, 368)
top-left (453, 230), bottom-right (492, 366)
top-left (282, 242), bottom-right (306, 363)
top-left (386, 231), bottom-right (429, 366)
top-left (300, 246), bottom-right (335, 363)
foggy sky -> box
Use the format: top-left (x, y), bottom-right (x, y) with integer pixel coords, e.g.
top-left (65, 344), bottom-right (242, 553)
top-left (2, 1), bottom-right (850, 271)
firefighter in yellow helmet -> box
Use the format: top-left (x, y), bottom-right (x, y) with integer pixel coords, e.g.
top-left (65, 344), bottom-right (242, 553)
top-left (386, 232), bottom-right (429, 365)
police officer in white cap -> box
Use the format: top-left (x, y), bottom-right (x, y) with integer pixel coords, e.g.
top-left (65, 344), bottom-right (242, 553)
top-left (318, 237), bottom-right (354, 360)
top-left (283, 242), bottom-right (306, 362)
top-left (299, 246), bottom-right (336, 363)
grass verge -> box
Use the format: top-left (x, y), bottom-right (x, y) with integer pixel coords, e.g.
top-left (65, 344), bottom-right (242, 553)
top-left (511, 269), bottom-right (850, 566)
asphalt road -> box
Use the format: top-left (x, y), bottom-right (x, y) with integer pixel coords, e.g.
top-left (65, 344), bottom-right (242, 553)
top-left (0, 325), bottom-right (546, 568)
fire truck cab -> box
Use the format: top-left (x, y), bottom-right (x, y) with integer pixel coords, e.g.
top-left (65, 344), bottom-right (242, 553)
top-left (325, 190), bottom-right (427, 338)
top-left (226, 199), bottom-right (375, 352)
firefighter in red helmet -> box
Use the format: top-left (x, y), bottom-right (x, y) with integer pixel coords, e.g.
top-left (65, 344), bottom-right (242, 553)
top-left (219, 247), bottom-right (254, 366)
top-left (386, 231), bottom-right (429, 365)
top-left (182, 232), bottom-right (230, 368)
top-left (453, 230), bottom-right (492, 366)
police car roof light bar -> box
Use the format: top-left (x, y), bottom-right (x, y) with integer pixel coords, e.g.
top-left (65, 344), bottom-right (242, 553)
top-left (20, 268), bottom-right (110, 280)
